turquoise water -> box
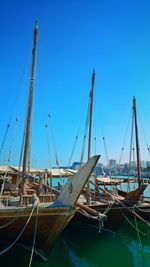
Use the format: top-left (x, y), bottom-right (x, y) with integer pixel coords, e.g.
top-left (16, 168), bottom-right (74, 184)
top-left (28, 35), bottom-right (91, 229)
top-left (1, 220), bottom-right (150, 267)
top-left (1, 179), bottom-right (150, 266)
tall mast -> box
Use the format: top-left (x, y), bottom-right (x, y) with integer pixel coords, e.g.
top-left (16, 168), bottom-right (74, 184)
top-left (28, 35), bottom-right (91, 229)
top-left (21, 21), bottom-right (38, 193)
top-left (86, 70), bottom-right (96, 204)
top-left (88, 69), bottom-right (96, 160)
top-left (133, 96), bottom-right (141, 187)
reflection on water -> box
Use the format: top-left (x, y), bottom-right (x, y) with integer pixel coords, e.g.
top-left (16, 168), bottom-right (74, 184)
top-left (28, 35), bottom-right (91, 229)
top-left (1, 220), bottom-right (150, 267)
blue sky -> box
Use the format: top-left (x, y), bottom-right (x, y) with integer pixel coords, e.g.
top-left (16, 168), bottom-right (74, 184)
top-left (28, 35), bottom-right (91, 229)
top-left (0, 0), bottom-right (150, 168)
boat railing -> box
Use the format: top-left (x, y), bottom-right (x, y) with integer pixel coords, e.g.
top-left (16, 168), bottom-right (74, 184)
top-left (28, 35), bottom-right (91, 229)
top-left (0, 195), bottom-right (10, 207)
top-left (20, 193), bottom-right (57, 206)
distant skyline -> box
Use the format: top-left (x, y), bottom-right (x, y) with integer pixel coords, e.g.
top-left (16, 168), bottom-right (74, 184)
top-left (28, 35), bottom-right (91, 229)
top-left (0, 0), bottom-right (150, 169)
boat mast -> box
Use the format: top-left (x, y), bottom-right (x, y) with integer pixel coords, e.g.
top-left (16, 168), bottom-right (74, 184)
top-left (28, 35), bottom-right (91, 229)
top-left (21, 21), bottom-right (38, 193)
top-left (133, 96), bottom-right (141, 188)
top-left (87, 69), bottom-right (96, 204)
top-left (88, 69), bottom-right (96, 160)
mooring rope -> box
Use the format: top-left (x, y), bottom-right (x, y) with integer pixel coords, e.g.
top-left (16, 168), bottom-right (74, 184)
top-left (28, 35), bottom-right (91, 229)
top-left (28, 204), bottom-right (39, 267)
top-left (134, 211), bottom-right (149, 260)
top-left (0, 205), bottom-right (30, 230)
top-left (89, 180), bottom-right (115, 216)
top-left (0, 200), bottom-right (37, 255)
top-left (134, 205), bottom-right (150, 213)
top-left (120, 208), bottom-right (147, 236)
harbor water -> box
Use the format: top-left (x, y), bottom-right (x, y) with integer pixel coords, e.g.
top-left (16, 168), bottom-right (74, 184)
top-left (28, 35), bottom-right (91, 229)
top-left (1, 219), bottom-right (150, 267)
top-left (1, 180), bottom-right (150, 267)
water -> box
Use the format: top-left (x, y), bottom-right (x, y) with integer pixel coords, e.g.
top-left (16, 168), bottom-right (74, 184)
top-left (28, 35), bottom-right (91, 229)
top-left (1, 220), bottom-right (150, 267)
top-left (1, 179), bottom-right (150, 267)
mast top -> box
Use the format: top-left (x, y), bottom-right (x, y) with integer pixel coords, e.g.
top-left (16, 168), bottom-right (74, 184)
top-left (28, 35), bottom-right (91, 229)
top-left (91, 69), bottom-right (96, 87)
top-left (133, 96), bottom-right (136, 109)
top-left (34, 20), bottom-right (38, 44)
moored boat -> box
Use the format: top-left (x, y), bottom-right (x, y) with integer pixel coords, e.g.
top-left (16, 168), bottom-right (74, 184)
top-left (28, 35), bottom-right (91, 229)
top-left (0, 155), bottom-right (100, 260)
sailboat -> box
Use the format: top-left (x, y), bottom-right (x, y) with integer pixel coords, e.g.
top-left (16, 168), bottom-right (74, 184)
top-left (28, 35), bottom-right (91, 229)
top-left (118, 96), bottom-right (150, 223)
top-left (70, 73), bottom-right (147, 232)
top-left (0, 22), bottom-right (100, 261)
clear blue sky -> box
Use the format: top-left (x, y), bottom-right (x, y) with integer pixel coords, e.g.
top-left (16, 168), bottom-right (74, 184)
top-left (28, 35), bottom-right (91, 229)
top-left (0, 0), bottom-right (150, 168)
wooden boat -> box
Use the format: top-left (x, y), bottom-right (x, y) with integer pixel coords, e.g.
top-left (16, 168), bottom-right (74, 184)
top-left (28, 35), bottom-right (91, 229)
top-left (0, 155), bottom-right (100, 260)
top-left (0, 23), bottom-right (102, 261)
top-left (117, 97), bottom-right (150, 223)
top-left (71, 182), bottom-right (147, 232)
top-left (68, 77), bottom-right (147, 232)
top-left (82, 96), bottom-right (150, 230)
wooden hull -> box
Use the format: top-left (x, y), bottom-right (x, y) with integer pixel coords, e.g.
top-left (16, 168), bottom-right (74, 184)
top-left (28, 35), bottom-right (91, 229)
top-left (71, 184), bottom-right (147, 232)
top-left (0, 205), bottom-right (75, 260)
top-left (0, 155), bottom-right (100, 260)
top-left (71, 203), bottom-right (124, 232)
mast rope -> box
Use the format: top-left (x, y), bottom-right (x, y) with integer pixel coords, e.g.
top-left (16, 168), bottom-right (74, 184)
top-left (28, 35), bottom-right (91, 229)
top-left (8, 117), bottom-right (19, 162)
top-left (45, 123), bottom-right (51, 169)
top-left (80, 101), bottom-right (90, 167)
top-left (118, 112), bottom-right (132, 165)
top-left (94, 137), bottom-right (97, 155)
top-left (0, 124), bottom-right (10, 155)
top-left (67, 97), bottom-right (88, 168)
top-left (47, 114), bottom-right (64, 185)
top-left (102, 135), bottom-right (111, 177)
top-left (48, 114), bottom-right (60, 169)
top-left (67, 135), bottom-right (78, 168)
top-left (138, 112), bottom-right (150, 156)
top-left (0, 36), bottom-right (32, 159)
top-left (19, 124), bottom-right (26, 171)
top-left (128, 112), bottom-right (134, 180)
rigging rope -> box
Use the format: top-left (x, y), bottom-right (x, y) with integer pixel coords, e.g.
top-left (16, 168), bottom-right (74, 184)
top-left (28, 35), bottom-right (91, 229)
top-left (67, 98), bottom-right (88, 167)
top-left (45, 123), bottom-right (51, 169)
top-left (102, 136), bottom-right (111, 177)
top-left (18, 115), bottom-right (26, 171)
top-left (118, 112), bottom-right (132, 165)
top-left (138, 112), bottom-right (150, 156)
top-left (128, 112), bottom-right (134, 180)
top-left (8, 117), bottom-right (19, 162)
top-left (94, 137), bottom-right (97, 155)
top-left (68, 135), bottom-right (78, 168)
top-left (80, 101), bottom-right (90, 167)
top-left (48, 114), bottom-right (60, 169)
top-left (0, 124), bottom-right (10, 155)
top-left (0, 38), bottom-right (32, 159)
